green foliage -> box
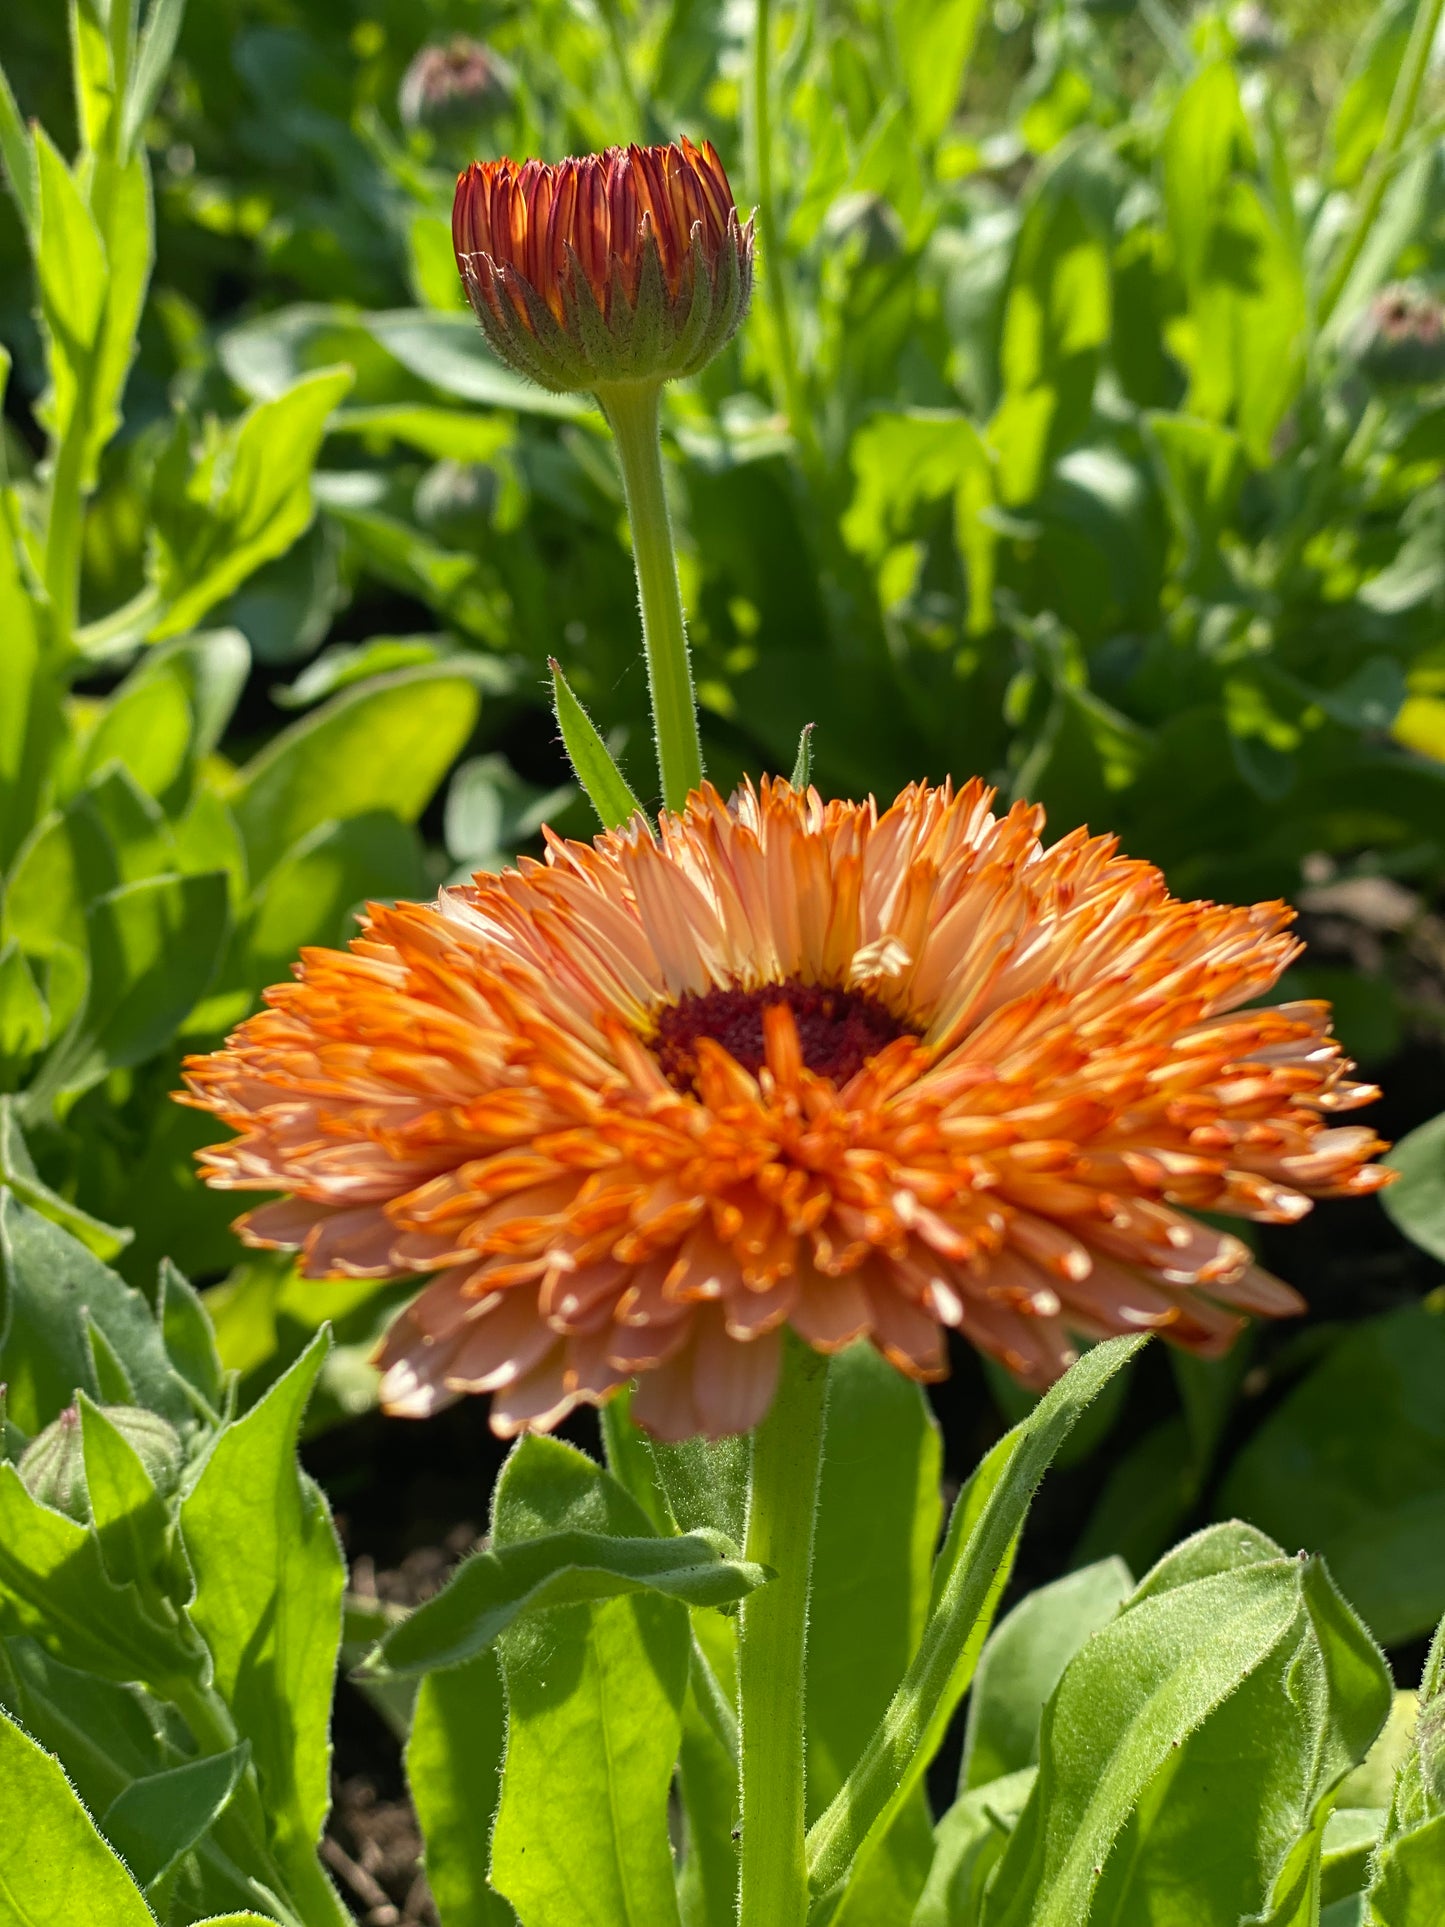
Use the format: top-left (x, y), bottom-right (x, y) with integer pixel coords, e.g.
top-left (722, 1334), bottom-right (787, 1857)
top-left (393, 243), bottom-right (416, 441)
top-left (0, 1189), bottom-right (1437, 1927)
top-left (1219, 1301), bottom-right (1445, 1645)
top-left (0, 3), bottom-right (1442, 1919)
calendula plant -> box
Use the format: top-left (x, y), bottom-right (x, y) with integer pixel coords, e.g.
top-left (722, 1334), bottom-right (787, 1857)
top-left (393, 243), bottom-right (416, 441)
top-left (33, 120), bottom-right (1401, 1927)
top-left (1, 9), bottom-right (1443, 1927)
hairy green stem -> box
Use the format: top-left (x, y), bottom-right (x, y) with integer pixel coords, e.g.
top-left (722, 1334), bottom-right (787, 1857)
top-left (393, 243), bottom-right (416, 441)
top-left (595, 380), bottom-right (703, 812)
top-left (1320, 0), bottom-right (1445, 327)
top-left (168, 1675), bottom-right (353, 1927)
top-left (736, 1338), bottom-right (830, 1927)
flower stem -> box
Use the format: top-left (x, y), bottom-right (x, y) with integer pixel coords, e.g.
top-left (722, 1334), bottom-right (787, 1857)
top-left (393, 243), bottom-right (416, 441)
top-left (736, 1336), bottom-right (830, 1927)
top-left (595, 379), bottom-right (703, 813)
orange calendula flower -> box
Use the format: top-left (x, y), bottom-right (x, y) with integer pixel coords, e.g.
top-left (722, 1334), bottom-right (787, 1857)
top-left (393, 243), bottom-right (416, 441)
top-left (451, 138), bottom-right (753, 390)
top-left (180, 780), bottom-right (1390, 1442)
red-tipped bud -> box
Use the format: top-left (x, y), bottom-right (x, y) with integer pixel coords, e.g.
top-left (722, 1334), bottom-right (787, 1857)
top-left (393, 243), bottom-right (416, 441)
top-left (452, 140), bottom-right (754, 392)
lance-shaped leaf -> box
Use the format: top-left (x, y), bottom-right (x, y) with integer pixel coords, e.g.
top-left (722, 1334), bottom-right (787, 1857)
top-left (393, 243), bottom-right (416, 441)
top-left (550, 657), bottom-right (644, 830)
top-left (0, 1706), bottom-right (161, 1922)
top-left (102, 1744), bottom-right (249, 1891)
top-left (806, 1335), bottom-right (1145, 1908)
top-left (179, 1333), bottom-right (345, 1913)
top-left (914, 1768), bottom-right (1037, 1927)
top-left (364, 1522), bottom-right (769, 1679)
top-left (406, 1651), bottom-right (516, 1926)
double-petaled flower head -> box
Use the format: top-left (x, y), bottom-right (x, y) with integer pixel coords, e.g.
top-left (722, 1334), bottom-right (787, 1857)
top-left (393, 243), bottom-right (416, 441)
top-left (180, 779), bottom-right (1390, 1443)
top-left (451, 139), bottom-right (754, 391)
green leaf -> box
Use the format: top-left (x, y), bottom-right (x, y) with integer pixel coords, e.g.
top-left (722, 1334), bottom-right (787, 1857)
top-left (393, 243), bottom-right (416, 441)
top-left (102, 1744), bottom-right (249, 1891)
top-left (790, 723), bottom-right (815, 789)
top-left (82, 151), bottom-right (152, 488)
top-left (0, 1192), bottom-right (189, 1432)
top-left (0, 496), bottom-right (58, 873)
top-left (179, 1332), bottom-right (344, 1893)
top-left (1329, 0), bottom-right (1414, 188)
top-left (33, 129), bottom-right (106, 456)
top-left (650, 1432), bottom-right (749, 1547)
top-left (76, 1397), bottom-right (187, 1633)
top-left (1321, 1808), bottom-right (1385, 1905)
top-left (806, 1336), bottom-right (1146, 1908)
top-left (893, 0), bottom-right (986, 147)
top-left (157, 1261), bottom-right (226, 1417)
top-left (0, 1462), bottom-right (194, 1689)
top-left (807, 1343), bottom-right (943, 1926)
top-left (0, 943), bottom-right (49, 1078)
top-left (149, 368), bottom-right (354, 640)
top-left (0, 1704), bottom-right (159, 1924)
top-left (235, 811), bottom-right (426, 989)
top-left (1364, 1611), bottom-right (1445, 1924)
top-left (406, 1652), bottom-right (517, 1926)
top-left (0, 1103), bottom-right (132, 1263)
top-left (1218, 1302), bottom-right (1445, 1646)
top-left (981, 1530), bottom-right (1390, 1927)
top-left (231, 663), bottom-right (482, 880)
top-left (76, 676), bottom-right (193, 805)
top-left (1140, 413), bottom-right (1246, 589)
top-left (333, 404), bottom-right (516, 463)
top-left (368, 309), bottom-right (590, 420)
top-left (960, 1559), bottom-right (1133, 1791)
top-left (367, 1517), bottom-right (767, 1680)
top-left (1381, 1110), bottom-right (1445, 1263)
top-left (42, 869), bottom-right (229, 1097)
top-left (4, 791), bottom-right (117, 964)
top-left (0, 58), bottom-right (38, 236)
top-left (550, 658), bottom-right (644, 830)
top-left (1162, 63), bottom-right (1251, 291)
top-left (0, 1636), bottom-right (175, 1824)
top-left (992, 146), bottom-right (1114, 502)
top-left (913, 1768), bottom-right (1037, 1927)
top-left (488, 1436), bottom-right (688, 1927)
top-left (122, 0), bottom-right (188, 154)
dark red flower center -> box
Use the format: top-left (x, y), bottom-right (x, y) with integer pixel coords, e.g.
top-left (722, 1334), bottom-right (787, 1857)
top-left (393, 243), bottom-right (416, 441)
top-left (651, 979), bottom-right (916, 1094)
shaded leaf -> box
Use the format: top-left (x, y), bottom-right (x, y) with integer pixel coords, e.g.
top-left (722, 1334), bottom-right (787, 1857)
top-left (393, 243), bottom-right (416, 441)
top-left (407, 1651), bottom-right (517, 1926)
top-left (102, 1744), bottom-right (249, 1891)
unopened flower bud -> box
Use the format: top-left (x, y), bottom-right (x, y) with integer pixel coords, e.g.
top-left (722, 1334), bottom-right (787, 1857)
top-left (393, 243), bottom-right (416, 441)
top-left (414, 459), bottom-right (498, 546)
top-left (1352, 282), bottom-right (1445, 389)
top-left (19, 1403), bottom-right (183, 1520)
top-left (400, 38), bottom-right (511, 137)
top-left (452, 139), bottom-right (754, 392)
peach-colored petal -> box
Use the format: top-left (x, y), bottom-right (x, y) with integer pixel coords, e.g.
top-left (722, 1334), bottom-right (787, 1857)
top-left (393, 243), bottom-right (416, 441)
top-left (181, 776), bottom-right (1390, 1441)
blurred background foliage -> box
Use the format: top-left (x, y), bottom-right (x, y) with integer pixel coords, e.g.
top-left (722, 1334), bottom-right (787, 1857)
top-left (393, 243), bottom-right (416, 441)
top-left (2, 0), bottom-right (1445, 1657)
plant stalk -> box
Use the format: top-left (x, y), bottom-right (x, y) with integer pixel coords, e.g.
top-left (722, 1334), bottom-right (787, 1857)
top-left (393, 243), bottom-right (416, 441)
top-left (595, 379), bottom-right (704, 813)
top-left (1319, 0), bottom-right (1445, 327)
top-left (745, 0), bottom-right (820, 473)
top-left (736, 1336), bottom-right (830, 1927)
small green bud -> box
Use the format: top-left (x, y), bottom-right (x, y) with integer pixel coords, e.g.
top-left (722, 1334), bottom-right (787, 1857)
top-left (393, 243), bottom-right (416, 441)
top-left (19, 1403), bottom-right (183, 1520)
